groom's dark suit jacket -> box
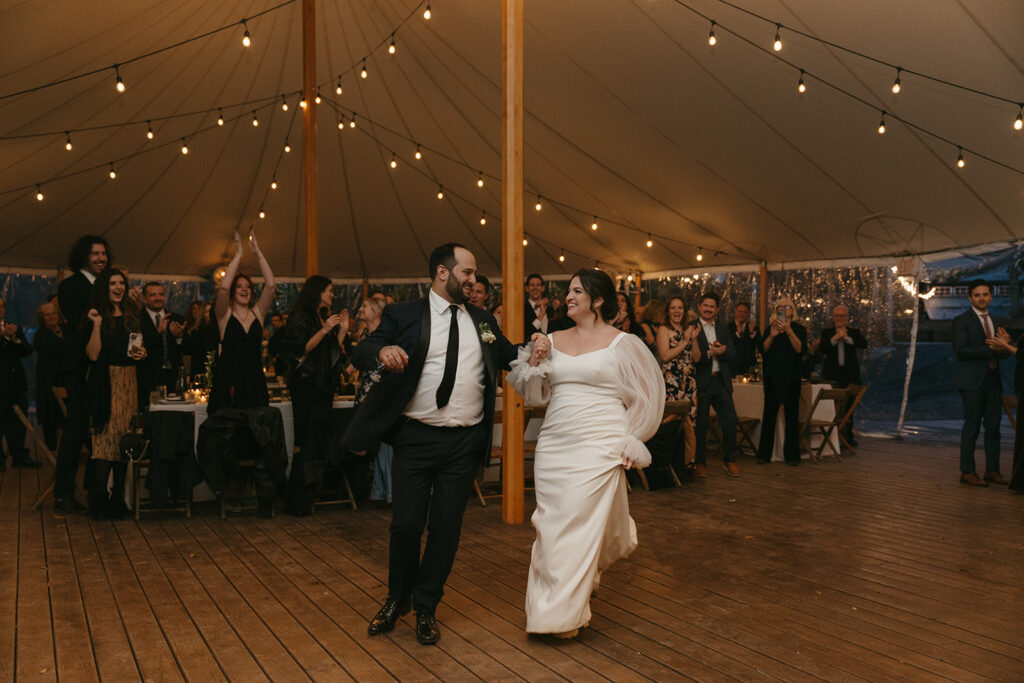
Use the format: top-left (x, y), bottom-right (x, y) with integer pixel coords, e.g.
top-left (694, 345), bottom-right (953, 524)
top-left (345, 297), bottom-right (519, 463)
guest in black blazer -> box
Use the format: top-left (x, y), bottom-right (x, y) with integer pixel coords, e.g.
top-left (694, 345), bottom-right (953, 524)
top-left (693, 291), bottom-right (741, 478)
top-left (728, 301), bottom-right (761, 375)
top-left (757, 296), bottom-right (807, 466)
top-left (524, 273), bottom-right (556, 334)
top-left (53, 235), bottom-right (111, 514)
top-left (347, 243), bottom-right (542, 645)
top-left (138, 282), bottom-right (185, 406)
top-left (817, 304), bottom-right (867, 446)
top-left (0, 297), bottom-right (36, 469)
top-left (952, 280), bottom-right (1010, 486)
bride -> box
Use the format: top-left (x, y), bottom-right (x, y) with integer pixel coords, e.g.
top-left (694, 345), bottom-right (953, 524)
top-left (508, 268), bottom-right (664, 638)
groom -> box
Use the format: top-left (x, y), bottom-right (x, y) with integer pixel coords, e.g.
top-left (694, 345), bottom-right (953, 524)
top-left (347, 242), bottom-right (548, 645)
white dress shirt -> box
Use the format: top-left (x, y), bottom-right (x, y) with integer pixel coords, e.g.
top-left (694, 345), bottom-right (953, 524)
top-left (529, 299), bottom-right (548, 333)
top-left (147, 308), bottom-right (183, 345)
top-left (700, 319), bottom-right (720, 374)
top-left (972, 307), bottom-right (995, 338)
top-left (404, 290), bottom-right (485, 427)
top-left (80, 269), bottom-right (96, 284)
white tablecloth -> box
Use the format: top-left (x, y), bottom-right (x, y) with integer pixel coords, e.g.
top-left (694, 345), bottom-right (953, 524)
top-left (730, 381), bottom-right (839, 460)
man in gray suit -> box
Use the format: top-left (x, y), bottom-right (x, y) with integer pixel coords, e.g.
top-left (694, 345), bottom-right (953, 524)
top-left (952, 280), bottom-right (1010, 486)
top-left (694, 291), bottom-right (740, 478)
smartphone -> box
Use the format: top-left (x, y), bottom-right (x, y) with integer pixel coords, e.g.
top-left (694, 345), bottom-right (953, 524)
top-left (776, 311), bottom-right (786, 323)
top-left (128, 332), bottom-right (143, 355)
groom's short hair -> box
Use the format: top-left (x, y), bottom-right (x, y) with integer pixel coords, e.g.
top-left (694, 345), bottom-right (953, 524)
top-left (428, 243), bottom-right (467, 280)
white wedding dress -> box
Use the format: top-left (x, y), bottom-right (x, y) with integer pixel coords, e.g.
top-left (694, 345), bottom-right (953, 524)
top-left (508, 331), bottom-right (664, 634)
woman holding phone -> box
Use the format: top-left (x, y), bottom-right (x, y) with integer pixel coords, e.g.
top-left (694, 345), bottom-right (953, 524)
top-left (83, 268), bottom-right (147, 517)
top-left (756, 296), bottom-right (807, 466)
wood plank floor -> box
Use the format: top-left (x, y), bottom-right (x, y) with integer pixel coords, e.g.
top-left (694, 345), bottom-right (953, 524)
top-left (1, 436), bottom-right (1022, 681)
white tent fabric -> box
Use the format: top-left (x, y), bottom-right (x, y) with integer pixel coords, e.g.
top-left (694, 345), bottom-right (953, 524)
top-left (1, 0), bottom-right (1022, 279)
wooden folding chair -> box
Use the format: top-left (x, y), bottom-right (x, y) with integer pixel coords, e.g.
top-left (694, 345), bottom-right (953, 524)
top-left (31, 387), bottom-right (90, 511)
top-left (1002, 395), bottom-right (1017, 431)
top-left (835, 384), bottom-right (868, 453)
top-left (12, 405), bottom-right (53, 466)
top-left (474, 407), bottom-right (543, 506)
top-left (633, 399), bottom-right (692, 490)
top-left (802, 387), bottom-right (850, 462)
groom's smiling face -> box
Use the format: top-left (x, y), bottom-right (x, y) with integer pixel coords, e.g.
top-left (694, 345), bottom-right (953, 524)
top-left (440, 246), bottom-right (477, 305)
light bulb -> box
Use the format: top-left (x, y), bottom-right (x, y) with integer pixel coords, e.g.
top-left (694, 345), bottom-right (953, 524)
top-left (64, 132), bottom-right (72, 151)
top-left (281, 96), bottom-right (288, 111)
top-left (559, 252), bottom-right (565, 262)
top-left (389, 35), bottom-right (397, 54)
top-left (115, 66), bottom-right (126, 93)
top-left (252, 111), bottom-right (259, 127)
top-left (696, 249), bottom-right (704, 262)
top-left (181, 139), bottom-right (189, 155)
top-left (437, 187), bottom-right (444, 199)
top-left (284, 142), bottom-right (291, 153)
top-left (877, 112), bottom-right (886, 135)
top-left (361, 60), bottom-right (368, 79)
top-left (708, 21), bottom-right (717, 46)
top-left (314, 90), bottom-right (321, 104)
top-left (335, 77), bottom-right (343, 95)
top-left (956, 148), bottom-right (965, 168)
top-left (1015, 105), bottom-right (1023, 131)
top-left (108, 164), bottom-right (116, 179)
top-left (523, 238), bottom-right (528, 246)
top-left (146, 122), bottom-right (154, 139)
top-left (480, 212), bottom-right (487, 226)
top-left (217, 109), bottom-right (224, 126)
top-left (390, 155), bottom-right (397, 169)
top-left (476, 173), bottom-right (484, 188)
top-left (535, 197), bottom-right (542, 211)
top-left (270, 180), bottom-right (277, 190)
top-left (627, 274), bottom-right (633, 282)
top-left (35, 185), bottom-right (43, 202)
top-left (646, 235), bottom-right (653, 248)
top-left (591, 217), bottom-right (598, 231)
top-left (891, 68), bottom-right (902, 94)
top-left (299, 98), bottom-right (307, 109)
top-left (797, 71), bottom-right (806, 93)
top-left (259, 210), bottom-right (266, 219)
top-left (773, 25), bottom-right (782, 51)
top-left (423, 3), bottom-right (431, 20)
top-left (241, 21), bottom-right (251, 47)
top-left (349, 117), bottom-right (356, 128)
top-left (414, 146), bottom-right (422, 160)
top-left (338, 117), bottom-right (345, 129)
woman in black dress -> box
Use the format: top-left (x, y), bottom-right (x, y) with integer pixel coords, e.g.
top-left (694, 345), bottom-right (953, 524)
top-left (279, 275), bottom-right (348, 514)
top-left (209, 231), bottom-right (276, 415)
top-left (757, 296), bottom-right (807, 466)
top-left (83, 268), bottom-right (147, 517)
top-left (33, 301), bottom-right (68, 451)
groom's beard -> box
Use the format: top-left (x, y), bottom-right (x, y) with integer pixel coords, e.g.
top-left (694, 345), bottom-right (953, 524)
top-left (446, 277), bottom-right (470, 304)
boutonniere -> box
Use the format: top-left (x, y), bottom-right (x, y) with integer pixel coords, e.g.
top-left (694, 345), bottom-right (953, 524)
top-left (478, 322), bottom-right (496, 344)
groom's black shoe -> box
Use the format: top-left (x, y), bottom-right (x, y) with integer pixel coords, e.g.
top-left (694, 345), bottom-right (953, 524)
top-left (415, 611), bottom-right (441, 645)
top-left (367, 597), bottom-right (410, 635)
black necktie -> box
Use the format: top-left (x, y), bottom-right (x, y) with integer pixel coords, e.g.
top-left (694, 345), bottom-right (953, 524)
top-left (156, 312), bottom-right (171, 369)
top-left (436, 304), bottom-right (460, 408)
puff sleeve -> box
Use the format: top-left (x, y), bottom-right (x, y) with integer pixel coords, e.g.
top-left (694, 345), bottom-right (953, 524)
top-left (506, 341), bottom-right (553, 407)
top-left (613, 333), bottom-right (666, 469)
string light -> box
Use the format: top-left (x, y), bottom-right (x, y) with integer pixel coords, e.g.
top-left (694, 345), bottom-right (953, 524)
top-left (388, 34), bottom-right (397, 55)
top-left (627, 273), bottom-right (634, 282)
top-left (108, 163), bottom-right (116, 180)
top-left (281, 95), bottom-right (288, 111)
top-left (480, 212), bottom-right (487, 226)
top-left (772, 23), bottom-right (783, 52)
top-left (535, 196), bottom-right (543, 211)
top-left (1015, 104), bottom-right (1023, 131)
top-left (390, 154), bottom-right (398, 169)
top-left (251, 111), bottom-right (259, 127)
top-left (241, 20), bottom-right (251, 47)
top-left (284, 140), bottom-right (291, 153)
top-left (114, 65), bottom-right (126, 93)
top-left (708, 21), bottom-right (717, 46)
top-left (797, 70), bottom-right (806, 94)
top-left (646, 234), bottom-right (654, 248)
top-left (559, 251), bottom-right (565, 262)
top-left (423, 3), bottom-right (431, 20)
top-left (476, 172), bottom-right (484, 188)
top-left (523, 238), bottom-right (528, 246)
top-left (314, 89), bottom-right (321, 104)
top-left (337, 115), bottom-right (345, 129)
top-left (64, 132), bottom-right (72, 151)
top-left (956, 146), bottom-right (965, 168)
top-left (217, 109), bottom-right (224, 126)
top-left (180, 138), bottom-right (189, 155)
top-left (35, 185), bottom-right (43, 202)
top-left (696, 248), bottom-right (704, 262)
top-left (360, 59), bottom-right (368, 79)
top-left (258, 209), bottom-right (266, 219)
top-left (270, 178), bottom-right (278, 190)
top-left (299, 98), bottom-right (307, 109)
top-left (591, 217), bottom-right (598, 231)
top-left (877, 111), bottom-right (886, 134)
top-left (349, 114), bottom-right (356, 128)
top-left (335, 76), bottom-right (343, 95)
top-left (891, 67), bottom-right (902, 94)
top-left (436, 186), bottom-right (444, 200)
top-left (146, 121), bottom-right (154, 139)
top-left (414, 146), bottom-right (422, 160)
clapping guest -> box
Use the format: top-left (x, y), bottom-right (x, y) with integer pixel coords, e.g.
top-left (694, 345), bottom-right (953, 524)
top-left (525, 273), bottom-right (555, 334)
top-left (352, 296), bottom-right (393, 503)
top-left (469, 275), bottom-right (491, 309)
top-left (757, 297), bottom-right (807, 466)
top-left (656, 296), bottom-right (701, 471)
top-left (729, 302), bottom-right (761, 375)
top-left (33, 302), bottom-right (69, 451)
top-left (139, 282), bottom-right (185, 404)
top-left (817, 305), bottom-right (867, 446)
top-left (0, 298), bottom-right (37, 469)
top-left (83, 269), bottom-right (147, 517)
top-left (639, 300), bottom-right (666, 353)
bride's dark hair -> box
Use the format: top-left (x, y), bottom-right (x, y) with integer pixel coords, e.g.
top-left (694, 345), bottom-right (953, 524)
top-left (572, 268), bottom-right (617, 322)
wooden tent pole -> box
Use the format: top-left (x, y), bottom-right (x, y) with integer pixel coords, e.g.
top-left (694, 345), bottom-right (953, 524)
top-left (501, 0), bottom-right (525, 525)
top-left (634, 271), bottom-right (642, 309)
top-left (302, 0), bottom-right (319, 277)
top-left (759, 263), bottom-right (768, 333)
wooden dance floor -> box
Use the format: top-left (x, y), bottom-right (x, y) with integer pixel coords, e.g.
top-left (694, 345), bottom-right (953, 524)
top-left (2, 436), bottom-right (1022, 681)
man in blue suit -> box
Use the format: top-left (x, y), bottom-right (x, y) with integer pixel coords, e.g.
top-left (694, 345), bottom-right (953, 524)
top-left (952, 280), bottom-right (1010, 486)
top-left (694, 291), bottom-right (740, 478)
top-left (347, 243), bottom-right (547, 645)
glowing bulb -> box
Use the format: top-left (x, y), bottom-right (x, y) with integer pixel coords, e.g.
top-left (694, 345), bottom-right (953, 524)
top-left (35, 185), bottom-right (43, 202)
top-left (956, 147), bottom-right (965, 168)
top-left (115, 66), bottom-right (126, 93)
top-left (476, 173), bottom-right (484, 188)
top-left (390, 155), bottom-right (397, 169)
top-left (361, 60), bottom-right (368, 79)
top-left (252, 111), bottom-right (259, 127)
top-left (217, 109), bottom-right (224, 126)
top-left (877, 112), bottom-right (886, 135)
top-left (281, 96), bottom-right (288, 111)
top-left (335, 77), bottom-right (343, 95)
top-left (891, 68), bottom-right (902, 94)
top-left (108, 164), bottom-right (116, 179)
top-left (146, 122), bottom-right (154, 140)
top-left (389, 35), bottom-right (397, 54)
top-left (349, 117), bottom-right (356, 128)
top-left (299, 99), bottom-right (307, 109)
top-left (414, 146), bottom-right (422, 160)
top-left (181, 139), bottom-right (189, 155)
top-left (437, 187), bottom-right (444, 199)
top-left (284, 142), bottom-right (291, 153)
top-left (315, 90), bottom-right (321, 104)
top-left (64, 132), bottom-right (72, 151)
top-left (1015, 105), bottom-right (1023, 131)
top-left (646, 235), bottom-right (653, 248)
top-left (423, 3), bottom-right (431, 20)
top-left (259, 210), bottom-right (266, 219)
top-left (559, 252), bottom-right (565, 263)
top-left (535, 197), bottom-right (543, 211)
top-left (773, 24), bottom-right (783, 51)
top-left (591, 217), bottom-right (598, 231)
top-left (241, 21), bottom-right (251, 47)
top-left (270, 180), bottom-right (278, 190)
top-left (696, 249), bottom-right (704, 262)
top-left (627, 274), bottom-right (634, 282)
top-left (523, 238), bottom-right (528, 246)
top-left (338, 117), bottom-right (345, 129)
top-left (480, 212), bottom-right (487, 226)
top-left (708, 21), bottom-right (717, 46)
top-left (797, 71), bottom-right (806, 93)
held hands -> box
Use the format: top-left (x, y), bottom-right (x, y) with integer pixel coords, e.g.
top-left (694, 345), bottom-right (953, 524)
top-left (529, 333), bottom-right (551, 366)
top-left (379, 344), bottom-right (409, 372)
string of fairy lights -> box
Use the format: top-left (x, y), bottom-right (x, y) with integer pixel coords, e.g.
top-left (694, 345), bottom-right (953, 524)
top-left (2, 0), bottom-right (1022, 274)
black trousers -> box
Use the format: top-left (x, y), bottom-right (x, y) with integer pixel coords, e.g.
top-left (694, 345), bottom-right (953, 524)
top-left (88, 459), bottom-right (128, 517)
top-left (959, 370), bottom-right (1002, 474)
top-left (388, 419), bottom-right (486, 614)
top-left (757, 378), bottom-right (801, 463)
top-left (285, 377), bottom-right (334, 514)
top-left (695, 375), bottom-right (738, 464)
top-left (0, 396), bottom-right (29, 462)
top-left (55, 379), bottom-right (91, 499)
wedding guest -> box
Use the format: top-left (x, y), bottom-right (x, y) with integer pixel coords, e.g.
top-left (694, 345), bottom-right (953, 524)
top-left (639, 300), bottom-right (665, 353)
top-left (694, 291), bottom-right (740, 478)
top-left (525, 273), bottom-right (554, 334)
top-left (492, 303), bottom-right (504, 329)
top-left (729, 302), bottom-right (761, 375)
top-left (817, 304), bottom-right (867, 446)
top-left (657, 296), bottom-right (701, 472)
top-left (352, 296), bottom-right (392, 503)
top-left (757, 297), bottom-right (807, 466)
top-left (139, 282), bottom-right (185, 404)
top-left (209, 231), bottom-right (275, 415)
top-left (989, 329), bottom-right (1024, 492)
top-left (469, 275), bottom-right (491, 309)
top-left (182, 301), bottom-right (216, 376)
top-left (952, 280), bottom-right (1010, 486)
top-left (279, 276), bottom-right (347, 515)
top-left (0, 298), bottom-right (37, 469)
top-left (612, 292), bottom-right (637, 334)
top-left (83, 269), bottom-right (146, 517)
top-left (33, 301), bottom-right (69, 451)
top-left (54, 235), bottom-right (111, 513)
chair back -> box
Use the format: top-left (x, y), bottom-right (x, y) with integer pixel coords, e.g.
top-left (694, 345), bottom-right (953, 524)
top-left (1002, 395), bottom-right (1018, 431)
top-left (53, 387), bottom-right (69, 418)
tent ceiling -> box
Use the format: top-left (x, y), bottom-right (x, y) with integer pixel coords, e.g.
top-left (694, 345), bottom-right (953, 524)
top-left (0, 0), bottom-right (1022, 279)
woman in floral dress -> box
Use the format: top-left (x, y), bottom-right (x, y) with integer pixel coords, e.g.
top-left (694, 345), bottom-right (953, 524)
top-left (656, 296), bottom-right (700, 471)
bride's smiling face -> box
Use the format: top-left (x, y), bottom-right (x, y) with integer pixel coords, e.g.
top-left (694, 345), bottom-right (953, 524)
top-left (565, 276), bottom-right (592, 322)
